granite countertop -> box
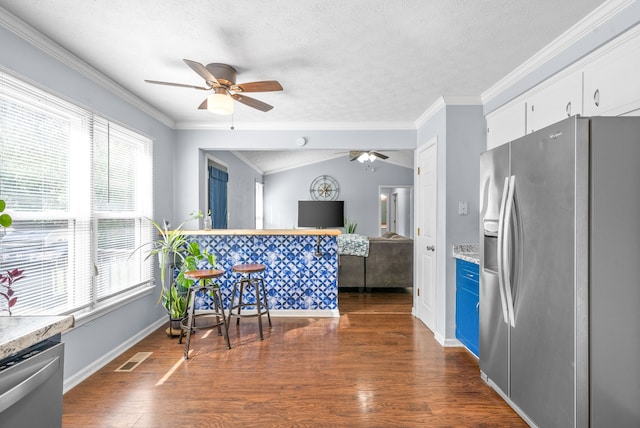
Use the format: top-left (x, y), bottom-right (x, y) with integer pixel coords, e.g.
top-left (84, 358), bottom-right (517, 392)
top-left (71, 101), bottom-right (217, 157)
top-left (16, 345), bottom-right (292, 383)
top-left (452, 244), bottom-right (479, 265)
top-left (0, 315), bottom-right (75, 360)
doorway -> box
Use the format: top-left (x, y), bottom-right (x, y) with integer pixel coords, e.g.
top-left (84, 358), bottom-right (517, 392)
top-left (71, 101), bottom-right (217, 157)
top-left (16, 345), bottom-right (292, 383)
top-left (206, 156), bottom-right (229, 229)
top-left (378, 185), bottom-right (413, 238)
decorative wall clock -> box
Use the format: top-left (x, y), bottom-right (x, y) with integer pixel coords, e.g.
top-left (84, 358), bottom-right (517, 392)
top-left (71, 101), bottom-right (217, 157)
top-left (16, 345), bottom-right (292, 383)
top-left (309, 175), bottom-right (340, 201)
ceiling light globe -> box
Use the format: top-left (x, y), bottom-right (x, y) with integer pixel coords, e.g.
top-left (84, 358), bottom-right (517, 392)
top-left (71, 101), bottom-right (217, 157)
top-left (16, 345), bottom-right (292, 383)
top-left (208, 89), bottom-right (234, 115)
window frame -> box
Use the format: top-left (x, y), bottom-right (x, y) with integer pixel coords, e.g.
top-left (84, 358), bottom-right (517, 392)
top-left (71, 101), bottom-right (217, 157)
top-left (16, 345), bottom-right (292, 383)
top-left (0, 71), bottom-right (155, 321)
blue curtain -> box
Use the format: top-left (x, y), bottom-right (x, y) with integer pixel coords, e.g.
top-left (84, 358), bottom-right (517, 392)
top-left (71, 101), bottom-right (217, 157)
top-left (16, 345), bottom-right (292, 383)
top-left (208, 166), bottom-right (228, 228)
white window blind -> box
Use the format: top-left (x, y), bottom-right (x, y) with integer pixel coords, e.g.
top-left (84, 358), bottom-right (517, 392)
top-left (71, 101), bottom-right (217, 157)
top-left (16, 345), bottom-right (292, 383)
top-left (0, 72), bottom-right (153, 316)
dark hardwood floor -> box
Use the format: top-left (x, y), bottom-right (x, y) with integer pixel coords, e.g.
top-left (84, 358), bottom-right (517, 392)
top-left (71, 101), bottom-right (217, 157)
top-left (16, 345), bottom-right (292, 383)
top-left (62, 288), bottom-right (525, 427)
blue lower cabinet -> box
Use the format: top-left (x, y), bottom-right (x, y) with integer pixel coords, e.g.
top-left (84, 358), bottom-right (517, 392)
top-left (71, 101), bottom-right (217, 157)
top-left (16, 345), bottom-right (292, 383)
top-left (455, 259), bottom-right (479, 357)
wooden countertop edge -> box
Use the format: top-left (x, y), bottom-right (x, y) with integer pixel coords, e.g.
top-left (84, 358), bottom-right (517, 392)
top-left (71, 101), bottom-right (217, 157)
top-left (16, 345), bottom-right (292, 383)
top-left (180, 229), bottom-right (342, 236)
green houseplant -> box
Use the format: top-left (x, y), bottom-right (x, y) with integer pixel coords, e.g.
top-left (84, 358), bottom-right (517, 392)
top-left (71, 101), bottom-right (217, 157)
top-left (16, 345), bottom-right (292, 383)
top-left (344, 217), bottom-right (358, 234)
top-left (0, 199), bottom-right (24, 316)
top-left (133, 210), bottom-right (215, 335)
top-left (162, 240), bottom-right (216, 320)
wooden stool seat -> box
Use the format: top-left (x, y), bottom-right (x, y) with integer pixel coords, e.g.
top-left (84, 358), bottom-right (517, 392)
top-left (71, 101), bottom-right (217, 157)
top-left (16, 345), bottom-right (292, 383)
top-left (228, 263), bottom-right (271, 340)
top-left (179, 268), bottom-right (230, 359)
top-left (232, 263), bottom-right (266, 274)
top-left (184, 269), bottom-right (225, 281)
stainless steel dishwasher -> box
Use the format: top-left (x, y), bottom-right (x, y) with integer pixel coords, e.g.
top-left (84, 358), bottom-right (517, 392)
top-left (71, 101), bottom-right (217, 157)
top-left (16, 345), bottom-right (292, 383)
top-left (0, 335), bottom-right (64, 427)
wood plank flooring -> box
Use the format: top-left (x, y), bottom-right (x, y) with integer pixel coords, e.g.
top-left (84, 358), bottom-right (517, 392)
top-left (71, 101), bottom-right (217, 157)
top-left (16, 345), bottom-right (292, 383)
top-left (62, 288), bottom-right (525, 427)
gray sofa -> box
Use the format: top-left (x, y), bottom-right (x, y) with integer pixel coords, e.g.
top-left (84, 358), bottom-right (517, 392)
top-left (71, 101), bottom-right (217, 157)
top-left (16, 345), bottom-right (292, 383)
top-left (338, 233), bottom-right (413, 288)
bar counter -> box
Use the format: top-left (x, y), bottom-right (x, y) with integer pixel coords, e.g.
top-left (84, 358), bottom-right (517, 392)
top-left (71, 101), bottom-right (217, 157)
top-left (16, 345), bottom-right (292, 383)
top-left (182, 229), bottom-right (341, 236)
top-left (182, 229), bottom-right (341, 317)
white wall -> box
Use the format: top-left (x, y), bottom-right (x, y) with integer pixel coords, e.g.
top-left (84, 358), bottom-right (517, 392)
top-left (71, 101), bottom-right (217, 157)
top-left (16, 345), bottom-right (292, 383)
top-left (263, 156), bottom-right (413, 237)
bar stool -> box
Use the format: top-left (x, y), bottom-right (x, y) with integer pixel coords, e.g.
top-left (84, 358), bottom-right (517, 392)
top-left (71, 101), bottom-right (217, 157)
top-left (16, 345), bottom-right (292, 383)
top-left (228, 263), bottom-right (272, 340)
top-left (179, 269), bottom-right (230, 359)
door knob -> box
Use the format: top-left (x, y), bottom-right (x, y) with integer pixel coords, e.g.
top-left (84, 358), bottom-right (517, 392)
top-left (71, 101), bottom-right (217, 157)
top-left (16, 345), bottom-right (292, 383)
top-left (426, 245), bottom-right (435, 251)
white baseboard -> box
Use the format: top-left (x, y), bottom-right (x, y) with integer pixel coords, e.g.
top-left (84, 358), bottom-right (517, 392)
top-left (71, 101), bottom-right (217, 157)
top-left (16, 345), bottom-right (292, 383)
top-left (434, 332), bottom-right (463, 348)
top-left (268, 309), bottom-right (340, 318)
top-left (63, 317), bottom-right (166, 393)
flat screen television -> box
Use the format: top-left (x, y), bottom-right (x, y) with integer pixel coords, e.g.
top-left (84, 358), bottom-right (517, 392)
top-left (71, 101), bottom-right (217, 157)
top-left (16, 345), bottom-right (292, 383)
top-left (297, 201), bottom-right (344, 228)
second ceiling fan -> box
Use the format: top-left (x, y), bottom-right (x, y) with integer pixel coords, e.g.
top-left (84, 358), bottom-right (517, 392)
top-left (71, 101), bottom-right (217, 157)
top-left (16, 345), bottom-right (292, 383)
top-left (350, 150), bottom-right (389, 162)
top-left (145, 59), bottom-right (283, 114)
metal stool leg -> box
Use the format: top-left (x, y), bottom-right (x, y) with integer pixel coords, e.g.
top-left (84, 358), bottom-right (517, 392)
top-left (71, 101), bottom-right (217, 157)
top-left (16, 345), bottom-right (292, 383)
top-left (253, 277), bottom-right (264, 340)
top-left (211, 287), bottom-right (222, 336)
top-left (213, 287), bottom-right (231, 349)
top-left (182, 286), bottom-right (197, 359)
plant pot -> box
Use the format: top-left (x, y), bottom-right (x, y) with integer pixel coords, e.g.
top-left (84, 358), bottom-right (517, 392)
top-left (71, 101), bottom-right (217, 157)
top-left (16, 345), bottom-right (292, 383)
top-left (165, 318), bottom-right (183, 337)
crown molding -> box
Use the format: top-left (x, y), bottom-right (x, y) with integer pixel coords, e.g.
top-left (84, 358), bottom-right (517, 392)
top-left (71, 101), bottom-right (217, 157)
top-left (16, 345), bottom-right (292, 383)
top-left (481, 0), bottom-right (636, 106)
top-left (174, 120), bottom-right (418, 131)
top-left (0, 7), bottom-right (175, 128)
top-left (414, 95), bottom-right (482, 128)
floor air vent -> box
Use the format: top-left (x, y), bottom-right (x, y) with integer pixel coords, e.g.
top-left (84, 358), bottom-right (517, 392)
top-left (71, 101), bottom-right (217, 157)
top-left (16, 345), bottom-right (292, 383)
top-left (115, 352), bottom-right (152, 372)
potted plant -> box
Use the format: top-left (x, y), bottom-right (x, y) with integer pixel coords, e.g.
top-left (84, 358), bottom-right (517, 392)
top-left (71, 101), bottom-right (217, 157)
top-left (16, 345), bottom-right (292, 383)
top-left (344, 217), bottom-right (358, 234)
top-left (143, 211), bottom-right (203, 288)
top-left (162, 240), bottom-right (217, 336)
top-left (132, 210), bottom-right (208, 335)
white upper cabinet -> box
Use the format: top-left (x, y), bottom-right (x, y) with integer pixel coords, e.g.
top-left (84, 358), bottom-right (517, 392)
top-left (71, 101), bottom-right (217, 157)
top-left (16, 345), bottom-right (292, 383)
top-left (486, 101), bottom-right (526, 150)
top-left (583, 30), bottom-right (640, 117)
top-left (525, 71), bottom-right (583, 134)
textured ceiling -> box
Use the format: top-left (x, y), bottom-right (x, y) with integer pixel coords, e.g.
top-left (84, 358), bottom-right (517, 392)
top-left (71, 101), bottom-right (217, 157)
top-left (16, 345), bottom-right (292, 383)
top-left (0, 0), bottom-right (607, 129)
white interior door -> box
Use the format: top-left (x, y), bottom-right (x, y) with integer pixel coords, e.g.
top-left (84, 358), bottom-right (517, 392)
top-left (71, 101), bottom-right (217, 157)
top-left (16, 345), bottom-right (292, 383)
top-left (415, 139), bottom-right (437, 331)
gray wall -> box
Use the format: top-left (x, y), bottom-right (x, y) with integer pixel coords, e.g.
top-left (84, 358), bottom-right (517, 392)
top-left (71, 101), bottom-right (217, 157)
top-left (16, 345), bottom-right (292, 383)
top-left (174, 129), bottom-right (416, 224)
top-left (417, 104), bottom-right (485, 342)
top-left (0, 24), bottom-right (174, 389)
top-left (202, 151), bottom-right (263, 229)
top-left (263, 156), bottom-right (413, 237)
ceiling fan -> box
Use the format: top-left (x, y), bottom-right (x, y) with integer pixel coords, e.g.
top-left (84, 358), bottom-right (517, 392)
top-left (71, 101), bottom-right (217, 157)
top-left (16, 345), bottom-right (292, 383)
top-left (145, 59), bottom-right (283, 114)
top-left (349, 150), bottom-right (389, 162)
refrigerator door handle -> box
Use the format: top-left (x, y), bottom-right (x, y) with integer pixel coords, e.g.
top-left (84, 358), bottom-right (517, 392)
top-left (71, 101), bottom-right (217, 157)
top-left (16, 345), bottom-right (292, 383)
top-left (503, 175), bottom-right (517, 327)
top-left (496, 176), bottom-right (510, 324)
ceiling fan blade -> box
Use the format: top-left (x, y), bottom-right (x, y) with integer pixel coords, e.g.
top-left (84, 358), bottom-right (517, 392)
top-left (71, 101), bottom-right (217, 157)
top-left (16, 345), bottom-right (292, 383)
top-left (144, 80), bottom-right (209, 90)
top-left (231, 93), bottom-right (273, 112)
top-left (197, 98), bottom-right (208, 110)
top-left (233, 80), bottom-right (283, 93)
top-left (183, 59), bottom-right (219, 86)
top-left (349, 151), bottom-right (364, 161)
top-left (371, 151), bottom-right (389, 160)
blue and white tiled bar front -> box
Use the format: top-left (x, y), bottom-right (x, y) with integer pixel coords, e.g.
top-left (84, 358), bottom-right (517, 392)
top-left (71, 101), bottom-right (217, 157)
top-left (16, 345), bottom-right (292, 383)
top-left (181, 230), bottom-right (341, 317)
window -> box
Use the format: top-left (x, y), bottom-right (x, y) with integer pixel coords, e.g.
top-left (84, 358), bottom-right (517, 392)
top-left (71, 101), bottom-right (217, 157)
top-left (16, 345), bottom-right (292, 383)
top-left (0, 72), bottom-right (153, 316)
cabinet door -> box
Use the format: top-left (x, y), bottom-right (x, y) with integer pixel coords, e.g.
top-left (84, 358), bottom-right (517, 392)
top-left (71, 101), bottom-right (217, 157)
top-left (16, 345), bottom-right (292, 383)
top-left (526, 71), bottom-right (583, 133)
top-left (455, 260), bottom-right (479, 357)
top-left (583, 30), bottom-right (640, 117)
top-left (486, 101), bottom-right (526, 150)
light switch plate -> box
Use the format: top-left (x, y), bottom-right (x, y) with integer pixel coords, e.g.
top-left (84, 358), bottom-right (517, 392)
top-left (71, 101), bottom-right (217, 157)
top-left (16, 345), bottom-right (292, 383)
top-left (458, 201), bottom-right (468, 215)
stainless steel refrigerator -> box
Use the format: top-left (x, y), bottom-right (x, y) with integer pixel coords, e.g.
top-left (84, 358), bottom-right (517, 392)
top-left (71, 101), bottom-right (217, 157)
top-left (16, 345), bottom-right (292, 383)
top-left (479, 116), bottom-right (640, 427)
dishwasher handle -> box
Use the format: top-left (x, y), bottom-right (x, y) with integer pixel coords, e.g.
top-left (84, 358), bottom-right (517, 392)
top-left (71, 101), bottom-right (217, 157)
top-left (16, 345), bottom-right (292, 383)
top-left (0, 355), bottom-right (61, 414)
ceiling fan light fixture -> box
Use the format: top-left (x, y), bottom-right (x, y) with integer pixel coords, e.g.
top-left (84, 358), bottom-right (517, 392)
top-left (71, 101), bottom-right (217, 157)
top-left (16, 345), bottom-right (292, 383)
top-left (207, 88), bottom-right (234, 115)
top-left (357, 152), bottom-right (370, 163)
top-left (369, 153), bottom-right (376, 162)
